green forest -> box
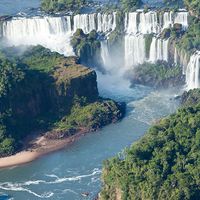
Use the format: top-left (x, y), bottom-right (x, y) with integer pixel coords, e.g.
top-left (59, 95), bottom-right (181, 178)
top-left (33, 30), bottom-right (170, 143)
top-left (101, 90), bottom-right (200, 199)
top-left (0, 46), bottom-right (124, 157)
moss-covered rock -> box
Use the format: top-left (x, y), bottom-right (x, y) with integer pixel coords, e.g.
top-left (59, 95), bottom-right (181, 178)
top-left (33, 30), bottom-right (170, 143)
top-left (181, 88), bottom-right (200, 107)
top-left (45, 99), bottom-right (125, 139)
top-left (0, 45), bottom-right (125, 157)
top-left (144, 34), bottom-right (153, 59)
top-left (129, 61), bottom-right (184, 88)
top-left (71, 29), bottom-right (102, 68)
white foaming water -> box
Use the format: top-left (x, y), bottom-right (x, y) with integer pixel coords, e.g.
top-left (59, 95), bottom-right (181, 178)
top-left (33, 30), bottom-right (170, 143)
top-left (2, 16), bottom-right (74, 55)
top-left (174, 11), bottom-right (188, 29)
top-left (125, 10), bottom-right (188, 34)
top-left (122, 10), bottom-right (188, 72)
top-left (100, 40), bottom-right (113, 71)
top-left (0, 182), bottom-right (54, 198)
top-left (124, 34), bottom-right (146, 68)
top-left (1, 13), bottom-right (116, 56)
top-left (149, 37), bottom-right (169, 62)
top-left (125, 12), bottom-right (138, 34)
top-left (0, 168), bottom-right (101, 199)
top-left (185, 51), bottom-right (200, 89)
top-left (97, 12), bottom-right (116, 33)
top-left (73, 13), bottom-right (98, 33)
top-left (162, 11), bottom-right (173, 29)
top-left (138, 11), bottom-right (158, 34)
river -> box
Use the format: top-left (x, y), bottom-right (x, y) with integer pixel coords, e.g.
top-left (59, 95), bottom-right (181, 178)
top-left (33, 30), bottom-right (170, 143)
top-left (0, 84), bottom-right (180, 200)
top-left (0, 1), bottom-right (181, 200)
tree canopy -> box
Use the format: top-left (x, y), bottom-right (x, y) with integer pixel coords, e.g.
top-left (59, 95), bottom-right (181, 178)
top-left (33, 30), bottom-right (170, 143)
top-left (101, 89), bottom-right (200, 200)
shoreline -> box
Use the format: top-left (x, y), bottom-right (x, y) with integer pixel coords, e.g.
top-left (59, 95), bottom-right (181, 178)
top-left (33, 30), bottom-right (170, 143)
top-left (0, 130), bottom-right (88, 169)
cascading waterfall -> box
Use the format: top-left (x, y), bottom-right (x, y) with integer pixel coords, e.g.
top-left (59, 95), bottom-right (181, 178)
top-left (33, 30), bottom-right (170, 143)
top-left (138, 11), bottom-right (159, 34)
top-left (123, 10), bottom-right (188, 71)
top-left (73, 14), bottom-right (96, 33)
top-left (1, 13), bottom-right (116, 56)
top-left (185, 51), bottom-right (200, 89)
top-left (124, 34), bottom-right (146, 68)
top-left (97, 13), bottom-right (116, 33)
top-left (125, 12), bottom-right (138, 34)
top-left (149, 37), bottom-right (169, 63)
top-left (100, 40), bottom-right (113, 71)
top-left (162, 11), bottom-right (173, 29)
top-left (174, 11), bottom-right (188, 29)
top-left (2, 16), bottom-right (74, 55)
top-left (125, 10), bottom-right (188, 35)
top-left (1, 10), bottom-right (195, 88)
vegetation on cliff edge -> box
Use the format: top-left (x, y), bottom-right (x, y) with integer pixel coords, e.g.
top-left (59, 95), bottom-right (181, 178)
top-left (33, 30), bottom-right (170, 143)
top-left (101, 89), bottom-right (200, 200)
top-left (0, 46), bottom-right (125, 157)
top-left (129, 61), bottom-right (183, 88)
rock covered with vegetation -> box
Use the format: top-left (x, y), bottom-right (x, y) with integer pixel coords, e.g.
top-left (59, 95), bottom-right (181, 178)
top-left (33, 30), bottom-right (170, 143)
top-left (129, 61), bottom-right (184, 88)
top-left (184, 0), bottom-right (200, 17)
top-left (41, 0), bottom-right (142, 13)
top-left (100, 89), bottom-right (200, 200)
top-left (0, 46), bottom-right (125, 157)
top-left (176, 17), bottom-right (200, 53)
top-left (119, 0), bottom-right (142, 12)
top-left (71, 29), bottom-right (102, 69)
top-left (181, 88), bottom-right (200, 107)
top-left (41, 0), bottom-right (86, 12)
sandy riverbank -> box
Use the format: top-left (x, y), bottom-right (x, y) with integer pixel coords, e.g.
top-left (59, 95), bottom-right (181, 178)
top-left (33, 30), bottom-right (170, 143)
top-left (0, 130), bottom-right (87, 169)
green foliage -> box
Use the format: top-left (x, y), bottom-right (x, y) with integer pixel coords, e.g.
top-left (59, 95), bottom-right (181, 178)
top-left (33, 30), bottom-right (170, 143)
top-left (56, 99), bottom-right (124, 132)
top-left (131, 61), bottom-right (183, 88)
top-left (119, 0), bottom-right (142, 11)
top-left (177, 17), bottom-right (200, 52)
top-left (184, 0), bottom-right (200, 17)
top-left (101, 102), bottom-right (200, 200)
top-left (0, 45), bottom-right (123, 157)
top-left (181, 89), bottom-right (200, 107)
top-left (41, 0), bottom-right (86, 12)
top-left (144, 34), bottom-right (153, 58)
top-left (0, 46), bottom-right (96, 156)
top-left (71, 29), bottom-right (101, 66)
top-left (0, 57), bottom-right (24, 98)
top-left (21, 45), bottom-right (63, 73)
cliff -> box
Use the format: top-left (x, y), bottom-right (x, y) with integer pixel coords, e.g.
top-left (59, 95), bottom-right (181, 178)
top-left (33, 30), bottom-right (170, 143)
top-left (0, 46), bottom-right (125, 157)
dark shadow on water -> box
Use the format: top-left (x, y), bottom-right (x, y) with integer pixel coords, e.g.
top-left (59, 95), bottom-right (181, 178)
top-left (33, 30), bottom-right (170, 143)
top-left (0, 194), bottom-right (12, 200)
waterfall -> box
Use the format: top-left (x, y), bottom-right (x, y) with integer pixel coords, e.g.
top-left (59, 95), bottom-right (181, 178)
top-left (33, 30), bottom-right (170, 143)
top-left (138, 11), bottom-right (159, 34)
top-left (174, 47), bottom-right (178, 65)
top-left (162, 12), bottom-right (173, 29)
top-left (124, 34), bottom-right (146, 68)
top-left (97, 13), bottom-right (116, 33)
top-left (1, 13), bottom-right (116, 56)
top-left (1, 10), bottom-right (192, 87)
top-left (101, 40), bottom-right (112, 71)
top-left (125, 12), bottom-right (138, 34)
top-left (2, 16), bottom-right (74, 55)
top-left (125, 10), bottom-right (188, 34)
top-left (73, 14), bottom-right (96, 33)
top-left (174, 12), bottom-right (188, 29)
top-left (185, 51), bottom-right (200, 89)
top-left (149, 37), bottom-right (169, 63)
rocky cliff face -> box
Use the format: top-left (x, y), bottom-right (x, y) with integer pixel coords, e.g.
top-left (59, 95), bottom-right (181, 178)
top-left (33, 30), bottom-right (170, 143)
top-left (3, 48), bottom-right (99, 123)
top-left (0, 46), bottom-right (125, 157)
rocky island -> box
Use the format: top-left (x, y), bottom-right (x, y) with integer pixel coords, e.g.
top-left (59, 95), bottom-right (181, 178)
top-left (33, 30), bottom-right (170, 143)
top-left (0, 45), bottom-right (125, 168)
